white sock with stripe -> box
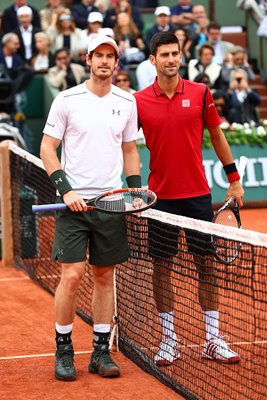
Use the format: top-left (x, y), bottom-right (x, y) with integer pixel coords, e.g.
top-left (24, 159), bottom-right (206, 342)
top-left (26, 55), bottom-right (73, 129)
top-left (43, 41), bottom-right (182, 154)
top-left (159, 311), bottom-right (176, 340)
top-left (204, 310), bottom-right (219, 341)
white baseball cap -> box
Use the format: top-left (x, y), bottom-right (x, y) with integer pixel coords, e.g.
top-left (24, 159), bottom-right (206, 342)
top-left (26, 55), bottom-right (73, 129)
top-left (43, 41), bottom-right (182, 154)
top-left (99, 27), bottom-right (115, 38)
top-left (87, 12), bottom-right (104, 24)
top-left (17, 6), bottom-right (33, 16)
top-left (88, 34), bottom-right (119, 56)
top-left (154, 6), bottom-right (171, 16)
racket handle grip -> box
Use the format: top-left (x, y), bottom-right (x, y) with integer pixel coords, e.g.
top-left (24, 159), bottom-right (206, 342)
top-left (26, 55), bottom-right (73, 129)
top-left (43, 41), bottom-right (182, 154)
top-left (32, 203), bottom-right (67, 213)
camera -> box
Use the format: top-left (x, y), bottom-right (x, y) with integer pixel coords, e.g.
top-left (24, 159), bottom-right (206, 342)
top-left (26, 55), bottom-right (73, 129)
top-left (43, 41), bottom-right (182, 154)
top-left (236, 77), bottom-right (242, 83)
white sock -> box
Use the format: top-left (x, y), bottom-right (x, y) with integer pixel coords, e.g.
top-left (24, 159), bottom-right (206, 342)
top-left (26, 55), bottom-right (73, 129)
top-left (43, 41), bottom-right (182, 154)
top-left (204, 311), bottom-right (219, 341)
top-left (55, 322), bottom-right (73, 334)
top-left (93, 324), bottom-right (111, 333)
top-left (159, 311), bottom-right (176, 339)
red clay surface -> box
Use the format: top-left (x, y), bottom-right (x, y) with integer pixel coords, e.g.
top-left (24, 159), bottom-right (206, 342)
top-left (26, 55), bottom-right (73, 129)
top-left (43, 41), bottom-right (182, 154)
top-left (0, 208), bottom-right (266, 400)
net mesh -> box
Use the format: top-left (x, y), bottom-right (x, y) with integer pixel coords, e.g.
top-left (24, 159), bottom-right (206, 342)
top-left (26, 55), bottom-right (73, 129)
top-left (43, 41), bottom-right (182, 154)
top-left (7, 144), bottom-right (267, 400)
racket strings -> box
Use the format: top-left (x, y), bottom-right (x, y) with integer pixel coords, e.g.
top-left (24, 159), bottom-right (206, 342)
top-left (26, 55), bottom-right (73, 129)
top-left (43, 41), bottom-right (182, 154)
top-left (213, 209), bottom-right (240, 264)
top-left (95, 191), bottom-right (154, 212)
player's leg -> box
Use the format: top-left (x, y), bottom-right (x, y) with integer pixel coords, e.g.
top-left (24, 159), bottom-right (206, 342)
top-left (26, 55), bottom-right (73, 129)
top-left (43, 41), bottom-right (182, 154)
top-left (88, 212), bottom-right (129, 377)
top-left (148, 206), bottom-right (180, 366)
top-left (186, 195), bottom-right (240, 364)
top-left (52, 207), bottom-right (89, 381)
top-left (152, 258), bottom-right (180, 366)
top-left (88, 264), bottom-right (120, 377)
top-left (54, 261), bottom-right (86, 380)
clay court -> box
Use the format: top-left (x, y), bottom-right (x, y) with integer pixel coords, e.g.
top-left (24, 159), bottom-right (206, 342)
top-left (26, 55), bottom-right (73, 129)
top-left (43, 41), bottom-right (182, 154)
top-left (0, 208), bottom-right (266, 400)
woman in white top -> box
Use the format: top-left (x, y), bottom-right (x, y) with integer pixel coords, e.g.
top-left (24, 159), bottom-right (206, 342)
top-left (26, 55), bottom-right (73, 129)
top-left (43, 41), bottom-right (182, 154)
top-left (46, 8), bottom-right (82, 61)
top-left (30, 31), bottom-right (54, 73)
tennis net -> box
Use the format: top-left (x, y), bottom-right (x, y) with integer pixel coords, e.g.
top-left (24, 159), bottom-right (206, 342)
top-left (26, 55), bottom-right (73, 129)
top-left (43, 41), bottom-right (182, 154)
top-left (3, 142), bottom-right (267, 400)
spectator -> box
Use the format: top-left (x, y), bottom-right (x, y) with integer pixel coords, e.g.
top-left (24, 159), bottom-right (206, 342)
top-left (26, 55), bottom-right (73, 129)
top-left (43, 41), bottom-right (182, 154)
top-left (114, 12), bottom-right (146, 65)
top-left (204, 22), bottom-right (236, 65)
top-left (47, 48), bottom-right (85, 90)
top-left (173, 27), bottom-right (193, 78)
top-left (103, 0), bottom-right (144, 32)
top-left (193, 72), bottom-right (211, 86)
top-left (39, 0), bottom-right (66, 32)
top-left (188, 43), bottom-right (221, 88)
top-left (145, 7), bottom-right (177, 49)
top-left (189, 4), bottom-right (209, 48)
top-left (46, 8), bottom-right (82, 61)
top-left (227, 69), bottom-right (261, 125)
top-left (170, 0), bottom-right (194, 30)
top-left (2, 0), bottom-right (40, 33)
top-left (212, 90), bottom-right (231, 124)
top-left (114, 70), bottom-right (136, 93)
top-left (135, 57), bottom-right (156, 90)
top-left (13, 6), bottom-right (41, 63)
top-left (219, 48), bottom-right (256, 90)
top-left (30, 32), bottom-right (55, 73)
top-left (71, 0), bottom-right (100, 30)
top-left (80, 12), bottom-right (104, 49)
top-left (0, 32), bottom-right (34, 114)
top-left (130, 0), bottom-right (159, 6)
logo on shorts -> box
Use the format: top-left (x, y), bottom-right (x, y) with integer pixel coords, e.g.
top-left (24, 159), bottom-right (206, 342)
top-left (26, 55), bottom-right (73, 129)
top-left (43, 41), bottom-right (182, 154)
top-left (182, 99), bottom-right (190, 107)
top-left (112, 109), bottom-right (120, 115)
top-left (57, 249), bottom-right (64, 255)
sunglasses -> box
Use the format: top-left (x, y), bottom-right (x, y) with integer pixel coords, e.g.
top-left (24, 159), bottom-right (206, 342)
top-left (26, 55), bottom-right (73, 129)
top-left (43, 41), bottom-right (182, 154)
top-left (59, 15), bottom-right (71, 21)
top-left (116, 78), bottom-right (129, 83)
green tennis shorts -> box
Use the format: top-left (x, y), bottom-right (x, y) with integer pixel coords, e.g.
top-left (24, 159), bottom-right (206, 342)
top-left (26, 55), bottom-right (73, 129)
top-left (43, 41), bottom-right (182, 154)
top-left (52, 206), bottom-right (130, 266)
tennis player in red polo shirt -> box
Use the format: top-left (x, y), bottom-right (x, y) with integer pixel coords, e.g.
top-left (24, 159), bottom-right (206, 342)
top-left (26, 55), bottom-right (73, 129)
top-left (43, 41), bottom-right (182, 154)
top-left (134, 32), bottom-right (244, 366)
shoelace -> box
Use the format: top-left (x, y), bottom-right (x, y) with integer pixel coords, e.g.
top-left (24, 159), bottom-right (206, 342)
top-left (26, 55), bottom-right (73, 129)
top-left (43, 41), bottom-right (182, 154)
top-left (59, 350), bottom-right (74, 368)
top-left (96, 349), bottom-right (114, 366)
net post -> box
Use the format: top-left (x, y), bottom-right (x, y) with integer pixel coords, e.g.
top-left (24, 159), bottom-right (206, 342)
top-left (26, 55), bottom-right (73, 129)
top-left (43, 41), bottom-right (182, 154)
top-left (0, 141), bottom-right (14, 267)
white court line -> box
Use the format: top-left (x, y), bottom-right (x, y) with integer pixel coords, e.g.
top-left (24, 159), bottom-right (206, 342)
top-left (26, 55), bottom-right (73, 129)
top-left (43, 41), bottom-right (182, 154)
top-left (0, 350), bottom-right (92, 361)
top-left (0, 277), bottom-right (30, 282)
top-left (1, 340), bottom-right (266, 361)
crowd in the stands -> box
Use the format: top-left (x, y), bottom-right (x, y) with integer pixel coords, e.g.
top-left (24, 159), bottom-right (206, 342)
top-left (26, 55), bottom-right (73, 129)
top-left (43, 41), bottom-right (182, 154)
top-left (0, 0), bottom-right (264, 151)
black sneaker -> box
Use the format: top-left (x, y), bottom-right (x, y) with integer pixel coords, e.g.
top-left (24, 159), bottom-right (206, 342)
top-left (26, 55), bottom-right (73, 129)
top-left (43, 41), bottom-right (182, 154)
top-left (88, 343), bottom-right (120, 377)
top-left (55, 343), bottom-right (77, 381)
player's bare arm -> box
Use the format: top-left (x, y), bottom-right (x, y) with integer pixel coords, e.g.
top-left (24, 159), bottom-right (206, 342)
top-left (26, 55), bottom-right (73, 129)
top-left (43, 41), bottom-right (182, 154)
top-left (40, 134), bottom-right (87, 212)
top-left (208, 126), bottom-right (244, 207)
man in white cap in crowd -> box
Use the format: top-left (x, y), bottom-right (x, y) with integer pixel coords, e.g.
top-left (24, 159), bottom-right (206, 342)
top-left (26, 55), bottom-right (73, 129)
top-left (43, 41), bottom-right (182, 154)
top-left (80, 11), bottom-right (104, 48)
top-left (2, 0), bottom-right (40, 33)
top-left (145, 6), bottom-right (177, 48)
top-left (13, 5), bottom-right (41, 62)
top-left (40, 34), bottom-right (141, 381)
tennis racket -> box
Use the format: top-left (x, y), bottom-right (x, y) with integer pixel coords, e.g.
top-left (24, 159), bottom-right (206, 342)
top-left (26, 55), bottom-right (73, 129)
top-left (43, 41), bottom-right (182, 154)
top-left (211, 156), bottom-right (248, 264)
top-left (32, 188), bottom-right (157, 214)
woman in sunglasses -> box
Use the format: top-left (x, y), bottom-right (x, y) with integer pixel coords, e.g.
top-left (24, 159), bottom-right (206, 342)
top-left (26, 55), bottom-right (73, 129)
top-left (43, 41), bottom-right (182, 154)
top-left (47, 8), bottom-right (82, 61)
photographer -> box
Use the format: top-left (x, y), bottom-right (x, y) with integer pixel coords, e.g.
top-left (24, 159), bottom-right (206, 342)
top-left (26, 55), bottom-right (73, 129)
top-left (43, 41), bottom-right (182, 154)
top-left (227, 69), bottom-right (261, 125)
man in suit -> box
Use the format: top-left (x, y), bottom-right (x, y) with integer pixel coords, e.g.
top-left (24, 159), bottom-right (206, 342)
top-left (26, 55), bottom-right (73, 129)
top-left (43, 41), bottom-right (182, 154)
top-left (145, 6), bottom-right (177, 49)
top-left (0, 32), bottom-right (33, 113)
top-left (2, 0), bottom-right (40, 33)
top-left (206, 22), bottom-right (236, 65)
top-left (12, 6), bottom-right (40, 63)
top-left (47, 48), bottom-right (86, 91)
top-left (71, 0), bottom-right (100, 30)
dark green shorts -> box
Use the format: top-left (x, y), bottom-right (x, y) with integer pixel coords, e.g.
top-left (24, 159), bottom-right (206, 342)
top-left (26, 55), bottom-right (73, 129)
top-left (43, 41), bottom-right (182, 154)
top-left (52, 206), bottom-right (129, 266)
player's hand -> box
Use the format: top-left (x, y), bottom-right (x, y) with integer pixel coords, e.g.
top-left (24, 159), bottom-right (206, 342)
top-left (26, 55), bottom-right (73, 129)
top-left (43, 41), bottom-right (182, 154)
top-left (132, 197), bottom-right (146, 217)
top-left (225, 181), bottom-right (244, 208)
top-left (63, 191), bottom-right (87, 212)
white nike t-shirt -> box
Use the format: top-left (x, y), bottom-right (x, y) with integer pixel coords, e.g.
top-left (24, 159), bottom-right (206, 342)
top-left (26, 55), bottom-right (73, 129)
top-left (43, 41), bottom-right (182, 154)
top-left (43, 82), bottom-right (138, 199)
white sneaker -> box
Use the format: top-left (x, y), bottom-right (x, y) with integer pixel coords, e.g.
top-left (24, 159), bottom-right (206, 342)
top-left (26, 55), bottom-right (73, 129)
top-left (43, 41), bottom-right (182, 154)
top-left (202, 336), bottom-right (241, 364)
top-left (154, 336), bottom-right (180, 366)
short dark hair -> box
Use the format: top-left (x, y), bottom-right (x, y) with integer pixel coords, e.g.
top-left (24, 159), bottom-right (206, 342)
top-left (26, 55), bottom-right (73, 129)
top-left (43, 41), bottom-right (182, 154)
top-left (150, 32), bottom-right (180, 56)
top-left (55, 47), bottom-right (70, 58)
top-left (207, 22), bottom-right (221, 32)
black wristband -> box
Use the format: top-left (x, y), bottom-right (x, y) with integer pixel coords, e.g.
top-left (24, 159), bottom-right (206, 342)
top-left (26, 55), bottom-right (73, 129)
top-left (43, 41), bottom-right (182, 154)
top-left (126, 175), bottom-right (141, 188)
top-left (50, 169), bottom-right (72, 196)
top-left (223, 163), bottom-right (238, 175)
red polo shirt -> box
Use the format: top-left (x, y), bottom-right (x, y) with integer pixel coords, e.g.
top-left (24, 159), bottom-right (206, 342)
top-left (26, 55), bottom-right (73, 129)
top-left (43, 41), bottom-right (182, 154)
top-left (134, 78), bottom-right (222, 199)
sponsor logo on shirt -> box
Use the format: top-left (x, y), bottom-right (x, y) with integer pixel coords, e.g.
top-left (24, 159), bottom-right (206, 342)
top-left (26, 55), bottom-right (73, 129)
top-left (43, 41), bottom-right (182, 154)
top-left (182, 99), bottom-right (190, 107)
top-left (46, 122), bottom-right (55, 128)
top-left (112, 109), bottom-right (121, 115)
top-left (209, 103), bottom-right (215, 108)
